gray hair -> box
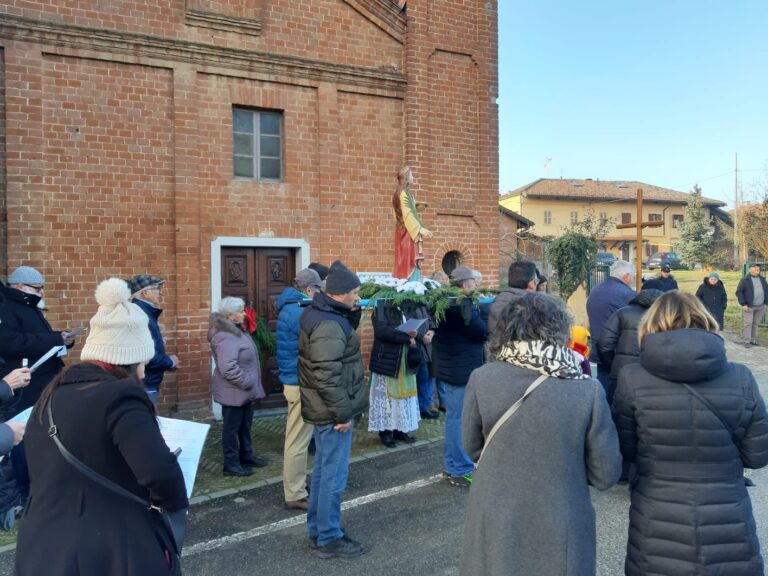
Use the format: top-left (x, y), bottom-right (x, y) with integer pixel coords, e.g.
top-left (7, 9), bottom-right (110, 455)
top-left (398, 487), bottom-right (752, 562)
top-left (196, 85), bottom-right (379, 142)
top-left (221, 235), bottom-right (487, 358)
top-left (487, 292), bottom-right (572, 356)
top-left (610, 259), bottom-right (635, 279)
top-left (218, 296), bottom-right (245, 315)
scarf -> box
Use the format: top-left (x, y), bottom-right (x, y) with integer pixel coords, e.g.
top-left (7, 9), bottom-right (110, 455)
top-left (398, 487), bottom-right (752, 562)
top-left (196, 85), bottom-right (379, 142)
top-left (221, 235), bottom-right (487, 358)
top-left (496, 340), bottom-right (590, 380)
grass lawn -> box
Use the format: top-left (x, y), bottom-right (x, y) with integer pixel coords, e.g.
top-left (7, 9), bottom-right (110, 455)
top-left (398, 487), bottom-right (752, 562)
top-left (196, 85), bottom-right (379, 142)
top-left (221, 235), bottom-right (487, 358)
top-left (654, 270), bottom-right (767, 342)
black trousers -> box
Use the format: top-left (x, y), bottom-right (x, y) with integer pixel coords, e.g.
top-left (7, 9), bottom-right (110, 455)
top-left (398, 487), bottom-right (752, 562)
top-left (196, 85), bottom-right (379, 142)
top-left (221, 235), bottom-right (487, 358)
top-left (222, 403), bottom-right (254, 467)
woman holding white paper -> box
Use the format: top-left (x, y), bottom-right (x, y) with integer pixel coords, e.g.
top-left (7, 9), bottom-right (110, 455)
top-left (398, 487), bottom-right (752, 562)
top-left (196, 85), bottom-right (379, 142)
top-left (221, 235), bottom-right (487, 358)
top-left (367, 302), bottom-right (428, 447)
top-left (15, 278), bottom-right (187, 576)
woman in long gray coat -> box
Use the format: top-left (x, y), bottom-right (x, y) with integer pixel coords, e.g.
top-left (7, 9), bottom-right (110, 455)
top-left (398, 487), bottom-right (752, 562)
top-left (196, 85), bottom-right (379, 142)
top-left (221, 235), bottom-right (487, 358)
top-left (461, 293), bottom-right (621, 576)
top-left (613, 291), bottom-right (768, 575)
top-left (208, 297), bottom-right (266, 478)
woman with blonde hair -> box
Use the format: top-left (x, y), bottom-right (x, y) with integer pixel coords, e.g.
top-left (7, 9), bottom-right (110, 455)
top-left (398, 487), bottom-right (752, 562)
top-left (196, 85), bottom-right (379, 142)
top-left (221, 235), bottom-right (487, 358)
top-left (613, 290), bottom-right (768, 575)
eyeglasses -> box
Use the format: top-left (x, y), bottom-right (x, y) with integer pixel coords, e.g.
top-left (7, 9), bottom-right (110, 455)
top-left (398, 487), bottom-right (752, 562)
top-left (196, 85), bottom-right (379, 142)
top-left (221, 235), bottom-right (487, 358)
top-left (23, 284), bottom-right (45, 293)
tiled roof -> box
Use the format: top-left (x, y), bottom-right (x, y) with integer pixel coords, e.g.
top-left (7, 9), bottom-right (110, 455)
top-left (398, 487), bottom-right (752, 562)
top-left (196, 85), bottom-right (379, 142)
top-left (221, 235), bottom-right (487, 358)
top-left (499, 205), bottom-right (534, 227)
top-left (501, 178), bottom-right (725, 207)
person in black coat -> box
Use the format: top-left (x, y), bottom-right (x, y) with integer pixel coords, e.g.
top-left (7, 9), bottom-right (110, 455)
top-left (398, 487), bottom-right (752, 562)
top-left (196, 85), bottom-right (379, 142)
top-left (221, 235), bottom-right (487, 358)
top-left (15, 278), bottom-right (188, 576)
top-left (641, 263), bottom-right (678, 292)
top-left (596, 289), bottom-right (663, 403)
top-left (0, 268), bottom-right (76, 419)
top-left (433, 266), bottom-right (488, 487)
top-left (695, 272), bottom-right (727, 329)
top-left (613, 291), bottom-right (768, 576)
top-left (367, 302), bottom-right (430, 447)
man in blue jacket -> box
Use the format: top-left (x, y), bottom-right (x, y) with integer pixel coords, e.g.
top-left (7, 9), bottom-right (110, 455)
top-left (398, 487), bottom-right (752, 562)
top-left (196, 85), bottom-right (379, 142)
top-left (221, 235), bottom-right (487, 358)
top-left (586, 259), bottom-right (636, 402)
top-left (276, 267), bottom-right (323, 510)
top-left (128, 275), bottom-right (178, 405)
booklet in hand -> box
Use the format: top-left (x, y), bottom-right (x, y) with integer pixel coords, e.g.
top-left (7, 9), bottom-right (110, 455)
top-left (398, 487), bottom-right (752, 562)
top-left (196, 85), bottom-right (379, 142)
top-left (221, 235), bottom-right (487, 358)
top-left (396, 318), bottom-right (427, 334)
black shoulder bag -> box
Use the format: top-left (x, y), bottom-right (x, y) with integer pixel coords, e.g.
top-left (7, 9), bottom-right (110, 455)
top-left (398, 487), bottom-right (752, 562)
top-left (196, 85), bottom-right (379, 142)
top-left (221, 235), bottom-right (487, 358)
top-left (46, 401), bottom-right (187, 558)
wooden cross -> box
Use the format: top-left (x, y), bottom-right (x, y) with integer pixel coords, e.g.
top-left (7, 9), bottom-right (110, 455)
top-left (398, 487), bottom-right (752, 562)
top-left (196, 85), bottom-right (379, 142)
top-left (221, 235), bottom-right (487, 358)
top-left (614, 188), bottom-right (664, 291)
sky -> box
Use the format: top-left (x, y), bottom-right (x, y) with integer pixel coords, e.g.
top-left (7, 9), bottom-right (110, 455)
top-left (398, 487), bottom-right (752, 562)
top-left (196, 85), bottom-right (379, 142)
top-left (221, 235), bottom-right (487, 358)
top-left (498, 1), bottom-right (768, 208)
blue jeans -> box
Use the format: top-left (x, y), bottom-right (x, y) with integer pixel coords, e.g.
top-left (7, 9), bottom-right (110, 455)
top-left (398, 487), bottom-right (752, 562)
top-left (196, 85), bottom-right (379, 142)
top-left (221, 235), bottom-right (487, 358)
top-left (145, 388), bottom-right (158, 406)
top-left (307, 421), bottom-right (354, 546)
top-left (441, 381), bottom-right (474, 477)
top-left (415, 360), bottom-right (435, 413)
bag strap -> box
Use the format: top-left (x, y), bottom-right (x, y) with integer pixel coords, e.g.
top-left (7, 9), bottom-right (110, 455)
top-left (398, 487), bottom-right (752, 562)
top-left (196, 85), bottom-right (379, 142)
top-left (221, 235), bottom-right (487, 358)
top-left (46, 400), bottom-right (159, 512)
top-left (682, 383), bottom-right (739, 443)
top-left (477, 373), bottom-right (549, 465)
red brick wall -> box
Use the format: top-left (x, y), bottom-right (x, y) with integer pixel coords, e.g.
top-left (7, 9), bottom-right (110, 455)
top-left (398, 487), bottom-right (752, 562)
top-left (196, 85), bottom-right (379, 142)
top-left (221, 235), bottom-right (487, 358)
top-left (0, 48), bottom-right (5, 277)
top-left (3, 0), bottom-right (401, 70)
top-left (0, 0), bottom-right (499, 412)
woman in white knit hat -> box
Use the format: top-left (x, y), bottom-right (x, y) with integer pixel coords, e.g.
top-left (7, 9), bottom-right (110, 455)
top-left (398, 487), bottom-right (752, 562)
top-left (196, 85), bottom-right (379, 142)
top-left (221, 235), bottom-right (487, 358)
top-left (15, 278), bottom-right (188, 576)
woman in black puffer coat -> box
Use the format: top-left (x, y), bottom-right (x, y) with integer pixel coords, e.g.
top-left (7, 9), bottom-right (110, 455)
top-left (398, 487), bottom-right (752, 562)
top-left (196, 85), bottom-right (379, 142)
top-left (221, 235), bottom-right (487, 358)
top-left (695, 272), bottom-right (728, 329)
top-left (613, 291), bottom-right (768, 576)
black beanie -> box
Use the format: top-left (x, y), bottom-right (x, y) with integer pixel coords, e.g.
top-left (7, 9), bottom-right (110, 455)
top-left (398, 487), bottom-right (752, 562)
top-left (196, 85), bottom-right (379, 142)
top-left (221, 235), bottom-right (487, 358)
top-left (324, 260), bottom-right (360, 295)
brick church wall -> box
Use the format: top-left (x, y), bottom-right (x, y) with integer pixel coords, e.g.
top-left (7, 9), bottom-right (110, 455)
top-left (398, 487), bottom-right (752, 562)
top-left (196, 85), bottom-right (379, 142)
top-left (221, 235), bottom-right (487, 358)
top-left (0, 0), bottom-right (499, 412)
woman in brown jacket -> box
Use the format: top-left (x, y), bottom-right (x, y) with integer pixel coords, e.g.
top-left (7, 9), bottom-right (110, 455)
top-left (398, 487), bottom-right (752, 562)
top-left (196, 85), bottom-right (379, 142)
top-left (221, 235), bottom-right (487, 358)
top-left (208, 297), bottom-right (266, 477)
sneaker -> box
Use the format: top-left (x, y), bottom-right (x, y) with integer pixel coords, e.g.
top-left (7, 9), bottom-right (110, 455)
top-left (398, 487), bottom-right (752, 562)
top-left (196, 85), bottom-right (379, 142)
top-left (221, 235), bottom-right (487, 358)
top-left (446, 473), bottom-right (473, 487)
top-left (745, 342), bottom-right (753, 349)
top-left (313, 535), bottom-right (366, 559)
top-left (420, 409), bottom-right (440, 420)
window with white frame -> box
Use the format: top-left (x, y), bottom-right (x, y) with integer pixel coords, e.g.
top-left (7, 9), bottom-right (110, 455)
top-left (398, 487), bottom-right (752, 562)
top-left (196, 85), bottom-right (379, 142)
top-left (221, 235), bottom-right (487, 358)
top-left (570, 211), bottom-right (578, 225)
top-left (543, 210), bottom-right (552, 225)
top-left (233, 107), bottom-right (283, 180)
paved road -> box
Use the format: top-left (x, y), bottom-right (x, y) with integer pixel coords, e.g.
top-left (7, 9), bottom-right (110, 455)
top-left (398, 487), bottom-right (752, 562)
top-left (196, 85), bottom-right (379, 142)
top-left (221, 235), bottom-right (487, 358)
top-left (0, 335), bottom-right (766, 575)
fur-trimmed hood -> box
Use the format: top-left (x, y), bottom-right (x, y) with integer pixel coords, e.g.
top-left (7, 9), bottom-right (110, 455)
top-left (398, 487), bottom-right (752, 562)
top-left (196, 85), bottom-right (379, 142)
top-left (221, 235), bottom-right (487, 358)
top-left (207, 312), bottom-right (244, 341)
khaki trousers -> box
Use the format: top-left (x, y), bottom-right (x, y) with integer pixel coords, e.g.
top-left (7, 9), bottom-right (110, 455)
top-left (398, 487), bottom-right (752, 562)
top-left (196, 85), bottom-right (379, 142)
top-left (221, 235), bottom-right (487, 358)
top-left (743, 305), bottom-right (765, 344)
top-left (282, 385), bottom-right (314, 501)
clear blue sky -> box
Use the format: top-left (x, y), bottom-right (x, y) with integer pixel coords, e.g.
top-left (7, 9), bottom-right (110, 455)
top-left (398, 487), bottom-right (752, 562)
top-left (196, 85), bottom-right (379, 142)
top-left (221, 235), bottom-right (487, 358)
top-left (499, 1), bottom-right (768, 208)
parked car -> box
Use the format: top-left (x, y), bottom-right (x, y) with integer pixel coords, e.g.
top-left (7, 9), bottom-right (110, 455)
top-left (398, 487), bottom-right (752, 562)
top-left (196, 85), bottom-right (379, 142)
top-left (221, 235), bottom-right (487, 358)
top-left (646, 251), bottom-right (686, 270)
top-left (595, 252), bottom-right (616, 266)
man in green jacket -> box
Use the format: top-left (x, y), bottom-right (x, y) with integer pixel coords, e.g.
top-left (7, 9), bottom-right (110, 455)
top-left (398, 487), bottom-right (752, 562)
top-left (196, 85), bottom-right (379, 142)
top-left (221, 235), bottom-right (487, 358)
top-left (298, 260), bottom-right (368, 559)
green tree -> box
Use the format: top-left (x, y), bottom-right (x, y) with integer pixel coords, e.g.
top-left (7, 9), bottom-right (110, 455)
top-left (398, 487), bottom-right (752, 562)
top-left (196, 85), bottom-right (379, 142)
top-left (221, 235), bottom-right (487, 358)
top-left (675, 185), bottom-right (714, 268)
top-left (547, 234), bottom-right (599, 302)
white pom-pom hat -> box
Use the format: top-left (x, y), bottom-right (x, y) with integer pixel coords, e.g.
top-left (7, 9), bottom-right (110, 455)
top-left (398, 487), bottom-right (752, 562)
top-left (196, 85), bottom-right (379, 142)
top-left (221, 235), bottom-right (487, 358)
top-left (80, 278), bottom-right (155, 365)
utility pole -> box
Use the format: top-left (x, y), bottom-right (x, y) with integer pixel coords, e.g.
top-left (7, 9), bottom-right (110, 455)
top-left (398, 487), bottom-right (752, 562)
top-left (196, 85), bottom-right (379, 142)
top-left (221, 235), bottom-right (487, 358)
top-left (734, 153), bottom-right (739, 268)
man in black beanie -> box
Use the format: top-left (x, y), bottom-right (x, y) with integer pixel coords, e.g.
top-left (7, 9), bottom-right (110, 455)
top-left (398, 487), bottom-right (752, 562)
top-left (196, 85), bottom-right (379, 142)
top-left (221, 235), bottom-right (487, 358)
top-left (298, 260), bottom-right (368, 558)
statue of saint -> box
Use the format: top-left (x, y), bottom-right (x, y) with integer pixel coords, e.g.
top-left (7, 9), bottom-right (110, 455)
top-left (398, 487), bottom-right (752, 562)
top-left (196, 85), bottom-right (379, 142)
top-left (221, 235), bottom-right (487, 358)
top-left (393, 166), bottom-right (432, 279)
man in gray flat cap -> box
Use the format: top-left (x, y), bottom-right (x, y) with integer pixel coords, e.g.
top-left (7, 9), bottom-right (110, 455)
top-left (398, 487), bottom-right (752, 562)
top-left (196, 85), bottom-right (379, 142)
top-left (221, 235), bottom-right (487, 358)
top-left (128, 274), bottom-right (179, 405)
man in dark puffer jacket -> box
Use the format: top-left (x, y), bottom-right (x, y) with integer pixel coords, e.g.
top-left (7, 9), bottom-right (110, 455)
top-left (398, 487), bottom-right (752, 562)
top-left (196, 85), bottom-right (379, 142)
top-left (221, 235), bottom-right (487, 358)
top-left (298, 260), bottom-right (368, 559)
top-left (596, 289), bottom-right (663, 404)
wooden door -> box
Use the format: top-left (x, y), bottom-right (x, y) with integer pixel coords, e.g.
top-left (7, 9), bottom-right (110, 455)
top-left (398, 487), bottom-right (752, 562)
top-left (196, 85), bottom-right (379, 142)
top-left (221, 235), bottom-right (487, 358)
top-left (220, 247), bottom-right (295, 409)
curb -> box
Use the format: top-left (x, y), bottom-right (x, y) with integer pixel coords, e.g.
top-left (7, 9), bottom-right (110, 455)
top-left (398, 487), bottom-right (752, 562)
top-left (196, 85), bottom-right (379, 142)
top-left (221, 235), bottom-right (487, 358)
top-left (188, 436), bottom-right (443, 507)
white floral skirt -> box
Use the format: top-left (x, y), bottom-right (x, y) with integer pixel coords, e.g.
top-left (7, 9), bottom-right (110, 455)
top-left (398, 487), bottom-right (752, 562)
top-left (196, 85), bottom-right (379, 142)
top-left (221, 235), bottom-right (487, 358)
top-left (367, 372), bottom-right (421, 433)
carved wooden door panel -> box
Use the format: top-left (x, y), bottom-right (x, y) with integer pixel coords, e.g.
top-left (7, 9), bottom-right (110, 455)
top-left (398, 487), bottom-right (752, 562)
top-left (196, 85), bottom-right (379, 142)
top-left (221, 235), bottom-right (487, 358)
top-left (220, 247), bottom-right (295, 409)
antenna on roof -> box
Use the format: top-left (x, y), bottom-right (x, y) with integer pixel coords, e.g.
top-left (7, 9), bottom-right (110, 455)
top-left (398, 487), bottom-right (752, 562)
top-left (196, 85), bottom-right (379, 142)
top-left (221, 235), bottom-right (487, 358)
top-left (543, 156), bottom-right (552, 177)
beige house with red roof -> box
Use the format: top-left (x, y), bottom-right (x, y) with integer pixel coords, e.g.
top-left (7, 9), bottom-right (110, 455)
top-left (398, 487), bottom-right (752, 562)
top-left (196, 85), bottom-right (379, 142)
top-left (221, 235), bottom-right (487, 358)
top-left (500, 179), bottom-right (729, 263)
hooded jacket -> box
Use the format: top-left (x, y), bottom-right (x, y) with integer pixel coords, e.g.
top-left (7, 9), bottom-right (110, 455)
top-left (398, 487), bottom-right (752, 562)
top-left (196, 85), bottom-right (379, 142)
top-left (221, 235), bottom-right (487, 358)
top-left (613, 329), bottom-right (768, 575)
top-left (207, 313), bottom-right (265, 407)
top-left (275, 287), bottom-right (310, 386)
top-left (596, 289), bottom-right (663, 381)
top-left (298, 291), bottom-right (367, 425)
top-left (696, 277), bottom-right (728, 328)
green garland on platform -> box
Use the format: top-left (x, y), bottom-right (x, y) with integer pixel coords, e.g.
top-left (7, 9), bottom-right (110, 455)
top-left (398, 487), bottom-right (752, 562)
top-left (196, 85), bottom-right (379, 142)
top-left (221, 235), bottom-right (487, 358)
top-left (358, 281), bottom-right (497, 325)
